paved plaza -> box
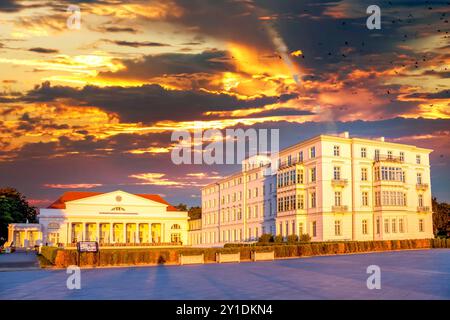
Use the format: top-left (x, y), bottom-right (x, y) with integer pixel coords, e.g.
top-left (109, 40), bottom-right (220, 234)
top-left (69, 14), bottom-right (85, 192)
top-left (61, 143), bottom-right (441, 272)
top-left (0, 249), bottom-right (449, 300)
top-left (0, 250), bottom-right (39, 271)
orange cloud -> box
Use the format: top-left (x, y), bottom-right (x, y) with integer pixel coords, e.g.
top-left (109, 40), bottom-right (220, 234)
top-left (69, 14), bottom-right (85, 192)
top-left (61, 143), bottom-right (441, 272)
top-left (43, 183), bottom-right (103, 189)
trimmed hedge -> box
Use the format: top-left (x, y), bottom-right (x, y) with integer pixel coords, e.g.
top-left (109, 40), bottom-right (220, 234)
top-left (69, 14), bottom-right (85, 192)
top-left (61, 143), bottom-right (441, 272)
top-left (39, 238), bottom-right (447, 268)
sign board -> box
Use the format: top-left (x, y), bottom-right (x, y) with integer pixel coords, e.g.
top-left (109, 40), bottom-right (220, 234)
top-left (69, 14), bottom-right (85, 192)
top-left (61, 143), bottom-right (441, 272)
top-left (77, 241), bottom-right (99, 253)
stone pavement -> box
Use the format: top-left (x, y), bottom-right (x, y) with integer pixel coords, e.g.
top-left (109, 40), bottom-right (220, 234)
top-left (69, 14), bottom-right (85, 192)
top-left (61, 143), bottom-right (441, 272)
top-left (0, 251), bottom-right (40, 272)
top-left (0, 249), bottom-right (449, 300)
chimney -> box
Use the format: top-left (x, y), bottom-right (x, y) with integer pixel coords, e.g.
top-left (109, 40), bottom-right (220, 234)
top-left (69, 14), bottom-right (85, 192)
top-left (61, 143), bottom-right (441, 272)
top-left (340, 131), bottom-right (349, 138)
top-left (379, 137), bottom-right (385, 142)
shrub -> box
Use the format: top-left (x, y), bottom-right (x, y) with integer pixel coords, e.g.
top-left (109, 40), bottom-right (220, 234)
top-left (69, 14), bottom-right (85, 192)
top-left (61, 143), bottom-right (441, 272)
top-left (286, 234), bottom-right (299, 244)
top-left (274, 235), bottom-right (284, 243)
top-left (299, 234), bottom-right (311, 242)
top-left (258, 233), bottom-right (274, 243)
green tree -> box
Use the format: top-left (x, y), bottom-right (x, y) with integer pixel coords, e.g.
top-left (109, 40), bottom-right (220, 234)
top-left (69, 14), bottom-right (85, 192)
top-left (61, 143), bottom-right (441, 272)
top-left (0, 188), bottom-right (37, 243)
top-left (174, 203), bottom-right (188, 211)
top-left (432, 197), bottom-right (450, 236)
top-left (188, 206), bottom-right (202, 220)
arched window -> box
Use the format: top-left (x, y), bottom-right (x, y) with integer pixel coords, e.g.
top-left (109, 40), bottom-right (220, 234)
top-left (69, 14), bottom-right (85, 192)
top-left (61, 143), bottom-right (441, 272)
top-left (171, 224), bottom-right (181, 230)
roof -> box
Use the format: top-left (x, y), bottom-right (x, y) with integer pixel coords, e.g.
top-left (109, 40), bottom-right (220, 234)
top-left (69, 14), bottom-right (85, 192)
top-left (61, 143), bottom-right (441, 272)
top-left (47, 191), bottom-right (179, 211)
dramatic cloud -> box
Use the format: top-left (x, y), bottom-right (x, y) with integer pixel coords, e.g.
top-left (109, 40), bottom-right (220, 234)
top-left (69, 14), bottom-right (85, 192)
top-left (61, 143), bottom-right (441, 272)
top-left (0, 0), bottom-right (449, 204)
top-left (103, 40), bottom-right (170, 48)
top-left (29, 47), bottom-right (59, 54)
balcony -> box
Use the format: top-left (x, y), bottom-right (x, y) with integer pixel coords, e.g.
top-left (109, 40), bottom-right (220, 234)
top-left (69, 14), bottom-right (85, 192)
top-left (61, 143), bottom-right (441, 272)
top-left (332, 205), bottom-right (348, 213)
top-left (416, 183), bottom-right (429, 191)
top-left (331, 179), bottom-right (348, 187)
top-left (417, 206), bottom-right (430, 213)
top-left (279, 159), bottom-right (303, 170)
top-left (374, 155), bottom-right (404, 163)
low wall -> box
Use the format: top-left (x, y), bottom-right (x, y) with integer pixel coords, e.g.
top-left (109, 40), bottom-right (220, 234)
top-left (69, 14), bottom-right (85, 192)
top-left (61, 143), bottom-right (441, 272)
top-left (251, 251), bottom-right (274, 261)
top-left (216, 252), bottom-right (240, 263)
top-left (39, 238), bottom-right (448, 268)
top-left (180, 254), bottom-right (204, 265)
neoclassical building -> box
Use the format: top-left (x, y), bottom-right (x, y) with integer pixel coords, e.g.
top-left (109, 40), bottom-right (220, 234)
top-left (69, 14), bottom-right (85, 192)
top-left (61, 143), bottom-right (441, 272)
top-left (197, 132), bottom-right (434, 246)
top-left (7, 190), bottom-right (188, 248)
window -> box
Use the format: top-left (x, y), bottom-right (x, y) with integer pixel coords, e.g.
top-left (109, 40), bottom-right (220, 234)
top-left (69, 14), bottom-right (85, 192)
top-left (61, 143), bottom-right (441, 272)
top-left (362, 220), bottom-right (368, 235)
top-left (312, 221), bottom-right (317, 237)
top-left (399, 218), bottom-right (404, 233)
top-left (361, 147), bottom-right (367, 158)
top-left (333, 166), bottom-right (341, 180)
top-left (392, 219), bottom-right (397, 233)
top-left (310, 192), bottom-right (316, 208)
top-left (299, 151), bottom-right (304, 162)
top-left (418, 194), bottom-right (423, 207)
top-left (310, 146), bottom-right (316, 158)
top-left (334, 145), bottom-right (340, 156)
top-left (297, 194), bottom-right (304, 209)
top-left (334, 220), bottom-right (342, 236)
top-left (375, 191), bottom-right (380, 206)
top-left (334, 191), bottom-right (342, 206)
top-left (375, 149), bottom-right (380, 161)
top-left (384, 219), bottom-right (390, 233)
top-left (376, 218), bottom-right (380, 234)
top-left (379, 166), bottom-right (403, 181)
top-left (361, 168), bottom-right (368, 181)
top-left (400, 152), bottom-right (404, 162)
top-left (288, 155), bottom-right (292, 165)
top-left (416, 155), bottom-right (421, 164)
top-left (299, 223), bottom-right (304, 236)
top-left (419, 219), bottom-right (424, 232)
top-left (387, 150), bottom-right (393, 160)
top-left (297, 169), bottom-right (304, 184)
top-left (362, 192), bottom-right (369, 206)
top-left (311, 167), bottom-right (316, 182)
top-left (171, 233), bottom-right (181, 243)
top-left (417, 173), bottom-right (422, 184)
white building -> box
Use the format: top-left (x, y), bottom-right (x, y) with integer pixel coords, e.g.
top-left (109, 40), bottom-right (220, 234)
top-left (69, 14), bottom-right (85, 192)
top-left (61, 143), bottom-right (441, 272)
top-left (195, 132), bottom-right (434, 246)
top-left (7, 190), bottom-right (189, 248)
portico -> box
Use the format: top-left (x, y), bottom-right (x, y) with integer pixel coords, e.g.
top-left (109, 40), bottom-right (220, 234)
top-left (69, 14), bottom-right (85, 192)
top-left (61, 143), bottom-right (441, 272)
top-left (7, 223), bottom-right (43, 248)
top-left (65, 221), bottom-right (166, 244)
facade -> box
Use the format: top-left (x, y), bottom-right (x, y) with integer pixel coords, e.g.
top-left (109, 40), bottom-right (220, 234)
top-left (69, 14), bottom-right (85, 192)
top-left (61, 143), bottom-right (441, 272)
top-left (7, 190), bottom-right (189, 248)
top-left (197, 132), bottom-right (434, 246)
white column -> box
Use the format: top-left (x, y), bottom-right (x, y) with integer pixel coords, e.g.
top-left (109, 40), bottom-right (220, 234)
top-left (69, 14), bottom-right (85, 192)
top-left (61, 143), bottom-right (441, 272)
top-left (150, 224), bottom-right (154, 243)
top-left (67, 223), bottom-right (72, 245)
top-left (123, 223), bottom-right (127, 243)
top-left (135, 223), bottom-right (139, 244)
top-left (109, 223), bottom-right (113, 244)
top-left (96, 223), bottom-right (100, 242)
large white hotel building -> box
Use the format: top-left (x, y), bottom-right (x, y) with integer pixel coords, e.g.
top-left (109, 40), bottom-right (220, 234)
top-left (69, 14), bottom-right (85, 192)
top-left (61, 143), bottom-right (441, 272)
top-left (192, 132), bottom-right (434, 246)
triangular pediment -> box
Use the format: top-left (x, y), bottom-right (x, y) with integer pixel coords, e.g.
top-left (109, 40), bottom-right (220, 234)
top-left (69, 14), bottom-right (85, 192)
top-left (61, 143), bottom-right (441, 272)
top-left (65, 190), bottom-right (168, 208)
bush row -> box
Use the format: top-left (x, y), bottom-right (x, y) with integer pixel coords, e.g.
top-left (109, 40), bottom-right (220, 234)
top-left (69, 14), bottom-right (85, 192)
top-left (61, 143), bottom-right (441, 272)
top-left (40, 238), bottom-right (446, 268)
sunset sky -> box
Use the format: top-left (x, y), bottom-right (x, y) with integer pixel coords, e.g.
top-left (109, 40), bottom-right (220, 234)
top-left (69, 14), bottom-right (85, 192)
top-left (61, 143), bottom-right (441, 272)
top-left (0, 0), bottom-right (449, 207)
